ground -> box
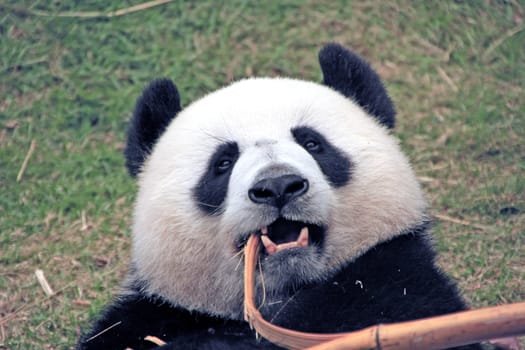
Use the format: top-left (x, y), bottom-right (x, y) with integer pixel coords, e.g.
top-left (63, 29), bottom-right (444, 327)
top-left (0, 1), bottom-right (523, 349)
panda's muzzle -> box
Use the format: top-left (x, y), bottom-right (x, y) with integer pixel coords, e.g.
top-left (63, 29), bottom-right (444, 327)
top-left (239, 174), bottom-right (324, 255)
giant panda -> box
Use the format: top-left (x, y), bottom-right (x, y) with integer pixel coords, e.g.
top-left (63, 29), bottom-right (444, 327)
top-left (77, 44), bottom-right (492, 350)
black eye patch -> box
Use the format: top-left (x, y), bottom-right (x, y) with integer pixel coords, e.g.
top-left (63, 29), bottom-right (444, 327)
top-left (193, 142), bottom-right (239, 215)
top-left (291, 126), bottom-right (352, 187)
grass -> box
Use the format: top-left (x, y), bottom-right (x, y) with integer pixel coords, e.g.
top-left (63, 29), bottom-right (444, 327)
top-left (1, 1), bottom-right (523, 349)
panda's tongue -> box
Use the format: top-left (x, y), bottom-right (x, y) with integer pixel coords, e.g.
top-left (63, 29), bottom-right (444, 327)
top-left (260, 226), bottom-right (309, 255)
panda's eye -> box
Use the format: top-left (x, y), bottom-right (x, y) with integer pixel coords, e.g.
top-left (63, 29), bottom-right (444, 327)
top-left (304, 140), bottom-right (320, 152)
top-left (216, 159), bottom-right (233, 174)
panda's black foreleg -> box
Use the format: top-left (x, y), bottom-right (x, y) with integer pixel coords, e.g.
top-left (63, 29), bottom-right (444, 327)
top-left (76, 291), bottom-right (282, 350)
top-left (77, 292), bottom-right (174, 350)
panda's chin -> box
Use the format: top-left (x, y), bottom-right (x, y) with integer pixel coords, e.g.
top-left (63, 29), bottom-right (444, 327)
top-left (258, 242), bottom-right (327, 295)
top-left (247, 218), bottom-right (327, 293)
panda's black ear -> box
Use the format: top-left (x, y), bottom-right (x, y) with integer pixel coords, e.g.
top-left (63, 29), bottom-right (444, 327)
top-left (319, 43), bottom-right (395, 129)
top-left (125, 78), bottom-right (181, 177)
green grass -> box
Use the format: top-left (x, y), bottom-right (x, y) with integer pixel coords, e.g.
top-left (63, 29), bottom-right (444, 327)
top-left (1, 1), bottom-right (523, 349)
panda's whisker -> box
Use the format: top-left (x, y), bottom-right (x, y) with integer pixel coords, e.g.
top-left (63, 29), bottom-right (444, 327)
top-left (193, 202), bottom-right (224, 216)
top-left (231, 247), bottom-right (245, 259)
top-left (233, 249), bottom-right (245, 271)
top-left (193, 201), bottom-right (223, 216)
top-left (198, 127), bottom-right (233, 144)
top-left (193, 201), bottom-right (221, 209)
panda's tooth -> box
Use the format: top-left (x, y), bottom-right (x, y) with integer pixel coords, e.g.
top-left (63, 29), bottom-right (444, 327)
top-left (297, 226), bottom-right (309, 247)
top-left (260, 226), bottom-right (309, 254)
top-left (275, 241), bottom-right (298, 252)
top-left (261, 234), bottom-right (277, 255)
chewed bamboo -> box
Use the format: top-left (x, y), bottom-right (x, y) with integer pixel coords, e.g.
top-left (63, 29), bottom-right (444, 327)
top-left (244, 234), bottom-right (525, 350)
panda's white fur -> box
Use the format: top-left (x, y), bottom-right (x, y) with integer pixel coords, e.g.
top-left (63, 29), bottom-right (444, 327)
top-left (131, 77), bottom-right (427, 320)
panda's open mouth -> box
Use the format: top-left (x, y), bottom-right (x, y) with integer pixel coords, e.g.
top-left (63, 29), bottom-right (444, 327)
top-left (258, 218), bottom-right (324, 255)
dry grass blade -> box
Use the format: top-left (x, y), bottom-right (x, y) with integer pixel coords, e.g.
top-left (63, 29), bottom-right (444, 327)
top-left (16, 140), bottom-right (36, 182)
top-left (437, 66), bottom-right (458, 92)
top-left (34, 269), bottom-right (55, 297)
top-left (482, 23), bottom-right (525, 62)
top-left (84, 321), bottom-right (122, 342)
top-left (26, 0), bottom-right (174, 19)
top-left (433, 213), bottom-right (490, 231)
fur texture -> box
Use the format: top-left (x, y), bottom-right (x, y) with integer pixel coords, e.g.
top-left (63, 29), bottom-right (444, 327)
top-left (129, 76), bottom-right (427, 319)
top-left (77, 44), bottom-right (488, 350)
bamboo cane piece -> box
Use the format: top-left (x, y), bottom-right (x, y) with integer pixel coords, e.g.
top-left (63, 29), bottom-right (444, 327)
top-left (244, 233), bottom-right (525, 350)
top-left (244, 234), bottom-right (351, 349)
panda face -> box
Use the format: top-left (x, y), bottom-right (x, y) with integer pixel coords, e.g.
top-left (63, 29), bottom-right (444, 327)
top-left (131, 77), bottom-right (427, 319)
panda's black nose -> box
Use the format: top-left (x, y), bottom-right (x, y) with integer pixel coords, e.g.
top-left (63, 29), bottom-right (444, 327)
top-left (248, 174), bottom-right (309, 209)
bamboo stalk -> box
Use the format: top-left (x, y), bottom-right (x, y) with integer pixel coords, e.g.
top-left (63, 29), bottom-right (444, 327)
top-left (309, 303), bottom-right (525, 350)
top-left (244, 234), bottom-right (525, 350)
top-left (244, 234), bottom-right (351, 349)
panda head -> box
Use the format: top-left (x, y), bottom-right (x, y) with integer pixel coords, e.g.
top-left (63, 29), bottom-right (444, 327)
top-left (124, 44), bottom-right (427, 319)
